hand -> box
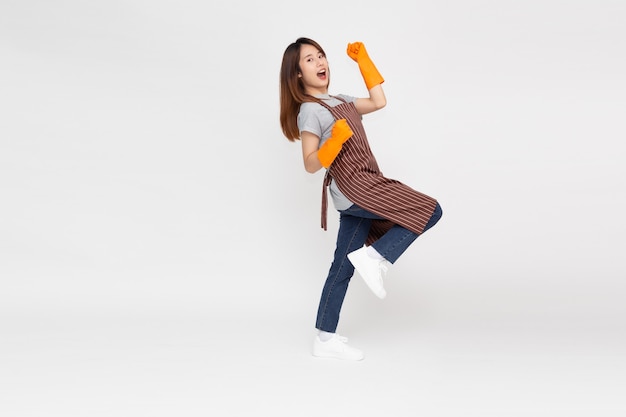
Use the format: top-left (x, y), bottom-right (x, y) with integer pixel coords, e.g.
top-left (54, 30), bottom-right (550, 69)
top-left (346, 41), bottom-right (384, 90)
top-left (318, 119), bottom-right (353, 168)
top-left (331, 118), bottom-right (353, 144)
top-left (346, 42), bottom-right (367, 63)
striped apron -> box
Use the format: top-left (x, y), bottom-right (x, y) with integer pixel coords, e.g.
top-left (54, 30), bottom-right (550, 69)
top-left (319, 97), bottom-right (438, 246)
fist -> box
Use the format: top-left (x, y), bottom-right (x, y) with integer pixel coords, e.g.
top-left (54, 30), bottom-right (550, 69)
top-left (346, 42), bottom-right (367, 62)
top-left (332, 118), bottom-right (353, 143)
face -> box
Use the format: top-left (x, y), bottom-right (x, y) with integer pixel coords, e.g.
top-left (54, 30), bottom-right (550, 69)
top-left (298, 43), bottom-right (329, 95)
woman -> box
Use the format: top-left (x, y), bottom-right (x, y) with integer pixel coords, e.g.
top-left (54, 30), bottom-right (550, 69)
top-left (279, 37), bottom-right (442, 361)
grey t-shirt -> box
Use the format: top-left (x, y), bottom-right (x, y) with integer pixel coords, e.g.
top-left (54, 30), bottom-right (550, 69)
top-left (297, 94), bottom-right (356, 211)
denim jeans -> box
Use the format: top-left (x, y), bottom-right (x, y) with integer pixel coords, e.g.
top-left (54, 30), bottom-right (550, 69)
top-left (315, 202), bottom-right (442, 332)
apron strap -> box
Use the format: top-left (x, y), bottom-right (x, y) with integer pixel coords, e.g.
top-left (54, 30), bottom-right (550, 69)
top-left (321, 171), bottom-right (332, 230)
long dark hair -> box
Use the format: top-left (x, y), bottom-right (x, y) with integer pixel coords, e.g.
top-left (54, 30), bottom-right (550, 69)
top-left (279, 37), bottom-right (327, 141)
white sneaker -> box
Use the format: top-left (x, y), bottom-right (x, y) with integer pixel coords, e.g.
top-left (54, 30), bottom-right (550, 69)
top-left (347, 246), bottom-right (389, 299)
top-left (312, 334), bottom-right (365, 361)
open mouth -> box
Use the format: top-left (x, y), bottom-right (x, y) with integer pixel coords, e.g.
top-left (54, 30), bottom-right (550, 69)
top-left (317, 69), bottom-right (327, 80)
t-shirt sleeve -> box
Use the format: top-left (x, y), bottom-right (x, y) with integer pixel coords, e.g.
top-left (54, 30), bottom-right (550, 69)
top-left (297, 95), bottom-right (357, 142)
top-left (337, 94), bottom-right (356, 104)
top-left (297, 103), bottom-right (323, 138)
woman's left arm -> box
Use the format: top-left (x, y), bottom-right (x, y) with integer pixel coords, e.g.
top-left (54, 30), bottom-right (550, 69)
top-left (354, 84), bottom-right (386, 115)
top-left (347, 42), bottom-right (387, 115)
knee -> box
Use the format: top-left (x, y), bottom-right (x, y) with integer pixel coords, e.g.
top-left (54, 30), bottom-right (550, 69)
top-left (424, 202), bottom-right (442, 232)
top-left (433, 202), bottom-right (443, 223)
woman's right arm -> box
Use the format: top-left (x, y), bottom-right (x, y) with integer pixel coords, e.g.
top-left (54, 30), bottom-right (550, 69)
top-left (301, 131), bottom-right (323, 173)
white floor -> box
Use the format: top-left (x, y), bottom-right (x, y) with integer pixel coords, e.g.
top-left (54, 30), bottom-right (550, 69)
top-left (2, 270), bottom-right (624, 417)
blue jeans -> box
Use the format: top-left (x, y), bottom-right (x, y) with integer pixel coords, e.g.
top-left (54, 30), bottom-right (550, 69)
top-left (315, 202), bottom-right (442, 332)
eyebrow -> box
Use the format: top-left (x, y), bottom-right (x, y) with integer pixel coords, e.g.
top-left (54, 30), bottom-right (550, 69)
top-left (302, 51), bottom-right (323, 59)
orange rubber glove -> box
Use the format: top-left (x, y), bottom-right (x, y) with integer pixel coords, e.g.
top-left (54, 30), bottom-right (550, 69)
top-left (317, 119), bottom-right (353, 168)
top-left (347, 42), bottom-right (384, 90)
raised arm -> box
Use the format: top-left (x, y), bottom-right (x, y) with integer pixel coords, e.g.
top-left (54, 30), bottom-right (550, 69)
top-left (347, 42), bottom-right (387, 115)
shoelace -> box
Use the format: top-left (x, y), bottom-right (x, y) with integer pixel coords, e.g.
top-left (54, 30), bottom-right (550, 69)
top-left (335, 334), bottom-right (349, 343)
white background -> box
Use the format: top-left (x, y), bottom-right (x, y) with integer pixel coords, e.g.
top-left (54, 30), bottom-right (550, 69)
top-left (1, 1), bottom-right (625, 416)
